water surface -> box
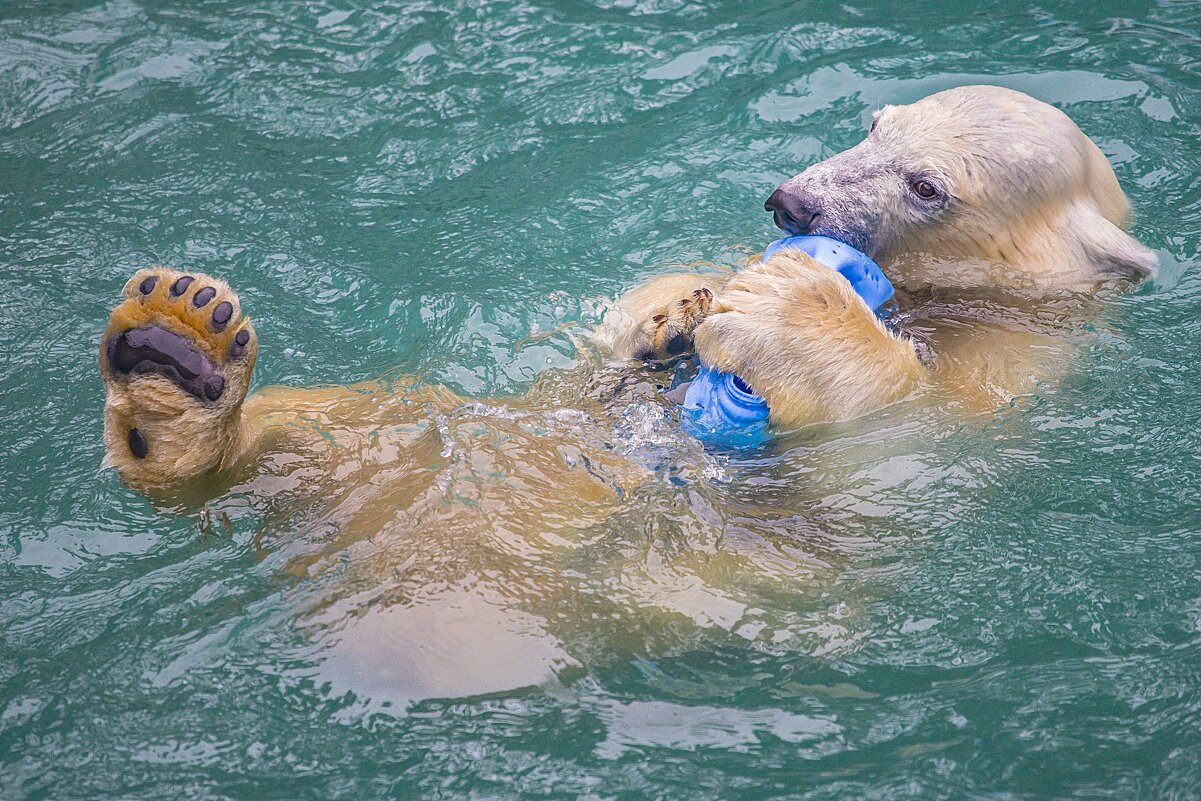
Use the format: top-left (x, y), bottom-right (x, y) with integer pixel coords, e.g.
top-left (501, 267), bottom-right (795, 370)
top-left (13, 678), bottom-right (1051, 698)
top-left (2, 1), bottom-right (1201, 799)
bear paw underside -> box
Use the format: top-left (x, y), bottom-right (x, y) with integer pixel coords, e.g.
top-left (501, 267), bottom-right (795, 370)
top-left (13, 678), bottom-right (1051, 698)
top-left (102, 268), bottom-right (255, 405)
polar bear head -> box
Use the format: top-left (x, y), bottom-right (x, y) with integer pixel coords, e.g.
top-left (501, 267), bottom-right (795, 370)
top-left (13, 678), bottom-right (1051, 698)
top-left (765, 85), bottom-right (1157, 290)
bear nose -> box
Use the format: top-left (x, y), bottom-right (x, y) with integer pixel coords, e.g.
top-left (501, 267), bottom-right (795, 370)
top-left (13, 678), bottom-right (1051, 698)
top-left (765, 187), bottom-right (821, 235)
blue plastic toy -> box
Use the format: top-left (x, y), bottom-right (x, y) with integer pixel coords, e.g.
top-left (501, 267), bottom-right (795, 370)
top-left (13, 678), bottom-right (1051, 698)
top-left (679, 234), bottom-right (893, 448)
top-left (679, 365), bottom-right (771, 448)
top-left (762, 234), bottom-right (894, 313)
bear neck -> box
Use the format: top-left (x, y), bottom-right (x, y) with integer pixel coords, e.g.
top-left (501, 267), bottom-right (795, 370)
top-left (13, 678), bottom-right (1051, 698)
top-left (883, 208), bottom-right (1118, 293)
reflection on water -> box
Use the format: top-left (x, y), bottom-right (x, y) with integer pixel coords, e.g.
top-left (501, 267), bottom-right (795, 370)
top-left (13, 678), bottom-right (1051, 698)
top-left (307, 590), bottom-right (579, 708)
top-left (3, 0), bottom-right (1201, 799)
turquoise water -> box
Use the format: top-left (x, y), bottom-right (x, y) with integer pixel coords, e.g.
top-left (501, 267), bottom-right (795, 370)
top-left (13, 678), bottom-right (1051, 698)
top-left (4, 0), bottom-right (1201, 798)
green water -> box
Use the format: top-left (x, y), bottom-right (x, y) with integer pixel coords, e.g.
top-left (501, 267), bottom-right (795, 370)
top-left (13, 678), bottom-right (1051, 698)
top-left (3, 0), bottom-right (1201, 798)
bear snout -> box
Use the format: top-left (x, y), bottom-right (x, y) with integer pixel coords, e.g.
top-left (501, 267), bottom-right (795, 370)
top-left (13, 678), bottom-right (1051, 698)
top-left (765, 187), bottom-right (822, 235)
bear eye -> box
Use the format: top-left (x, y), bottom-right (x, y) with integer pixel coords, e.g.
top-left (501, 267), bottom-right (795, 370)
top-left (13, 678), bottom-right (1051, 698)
top-left (912, 179), bottom-right (939, 199)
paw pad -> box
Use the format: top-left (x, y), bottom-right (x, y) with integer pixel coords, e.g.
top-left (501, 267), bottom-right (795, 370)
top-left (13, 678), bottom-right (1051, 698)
top-left (193, 287), bottom-right (216, 307)
top-left (128, 428), bottom-right (148, 459)
top-left (665, 332), bottom-right (689, 355)
top-left (229, 328), bottom-right (250, 359)
top-left (107, 325), bottom-right (227, 403)
top-left (212, 301), bottom-right (233, 331)
top-left (106, 267), bottom-right (255, 405)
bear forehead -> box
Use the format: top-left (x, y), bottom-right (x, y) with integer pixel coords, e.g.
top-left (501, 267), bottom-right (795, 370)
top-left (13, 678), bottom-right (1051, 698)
top-left (874, 93), bottom-right (1084, 184)
top-left (885, 87), bottom-right (1081, 146)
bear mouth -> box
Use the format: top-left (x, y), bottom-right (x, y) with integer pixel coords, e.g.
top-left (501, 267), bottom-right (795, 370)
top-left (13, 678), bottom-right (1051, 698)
top-left (106, 325), bottom-right (225, 402)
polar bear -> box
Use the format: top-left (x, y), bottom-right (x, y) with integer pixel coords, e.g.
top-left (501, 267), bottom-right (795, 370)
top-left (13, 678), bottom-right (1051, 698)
top-left (95, 85), bottom-right (1154, 700)
top-left (99, 85), bottom-right (1154, 492)
top-left (609, 85), bottom-right (1156, 421)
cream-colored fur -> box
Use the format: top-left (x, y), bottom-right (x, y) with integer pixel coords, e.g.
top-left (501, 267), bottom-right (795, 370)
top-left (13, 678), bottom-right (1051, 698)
top-left (860, 87), bottom-right (1155, 289)
top-left (100, 267), bottom-right (647, 501)
top-left (102, 86), bottom-right (1156, 488)
top-left (101, 86), bottom-right (1154, 491)
top-left (98, 270), bottom-right (777, 700)
top-left (103, 87), bottom-right (1152, 494)
top-left (600, 271), bottom-right (728, 362)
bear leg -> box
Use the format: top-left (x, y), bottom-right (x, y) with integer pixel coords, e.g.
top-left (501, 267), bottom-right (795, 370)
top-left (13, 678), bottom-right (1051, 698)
top-left (98, 267), bottom-right (259, 490)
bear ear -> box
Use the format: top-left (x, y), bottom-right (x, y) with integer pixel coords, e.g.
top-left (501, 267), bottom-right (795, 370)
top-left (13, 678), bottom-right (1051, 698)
top-left (1069, 201), bottom-right (1159, 281)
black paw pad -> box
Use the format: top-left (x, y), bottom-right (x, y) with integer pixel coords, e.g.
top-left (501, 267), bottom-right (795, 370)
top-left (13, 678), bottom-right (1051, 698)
top-left (128, 428), bottom-right (148, 459)
top-left (138, 276), bottom-right (158, 295)
top-left (229, 329), bottom-right (249, 360)
top-left (665, 332), bottom-right (689, 355)
top-left (170, 276), bottom-right (194, 297)
top-left (193, 287), bottom-right (216, 307)
top-left (211, 301), bottom-right (233, 331)
top-left (204, 375), bottom-right (225, 401)
top-left (108, 325), bottom-right (225, 403)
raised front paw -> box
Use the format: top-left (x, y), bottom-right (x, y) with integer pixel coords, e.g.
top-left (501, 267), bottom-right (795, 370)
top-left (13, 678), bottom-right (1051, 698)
top-left (99, 267), bottom-right (258, 488)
